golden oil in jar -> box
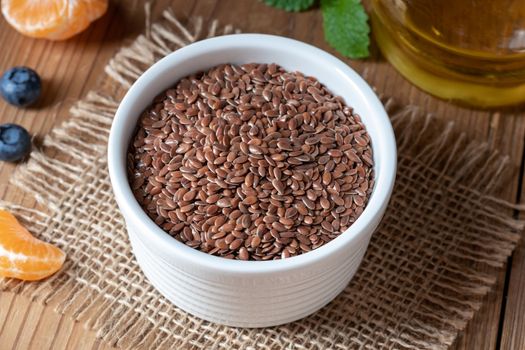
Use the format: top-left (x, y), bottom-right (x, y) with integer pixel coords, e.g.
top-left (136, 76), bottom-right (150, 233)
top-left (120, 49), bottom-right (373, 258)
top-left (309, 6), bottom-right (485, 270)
top-left (371, 0), bottom-right (525, 107)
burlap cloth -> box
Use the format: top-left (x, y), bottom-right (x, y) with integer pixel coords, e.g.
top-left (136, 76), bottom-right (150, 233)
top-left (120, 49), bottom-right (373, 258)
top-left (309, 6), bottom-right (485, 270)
top-left (1, 10), bottom-right (523, 350)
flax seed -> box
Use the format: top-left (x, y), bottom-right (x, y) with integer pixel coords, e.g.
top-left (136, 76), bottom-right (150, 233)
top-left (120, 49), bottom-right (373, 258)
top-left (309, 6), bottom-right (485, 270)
top-left (128, 63), bottom-right (374, 260)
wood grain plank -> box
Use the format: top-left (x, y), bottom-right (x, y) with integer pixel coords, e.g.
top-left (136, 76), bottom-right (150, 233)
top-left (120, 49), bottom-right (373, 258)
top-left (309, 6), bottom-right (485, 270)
top-left (499, 156), bottom-right (525, 350)
top-left (0, 294), bottom-right (32, 349)
top-left (13, 300), bottom-right (45, 350)
top-left (452, 270), bottom-right (508, 350)
top-left (47, 314), bottom-right (76, 350)
top-left (27, 305), bottom-right (67, 350)
top-left (63, 320), bottom-right (98, 350)
top-left (0, 292), bottom-right (16, 334)
top-left (500, 241), bottom-right (525, 350)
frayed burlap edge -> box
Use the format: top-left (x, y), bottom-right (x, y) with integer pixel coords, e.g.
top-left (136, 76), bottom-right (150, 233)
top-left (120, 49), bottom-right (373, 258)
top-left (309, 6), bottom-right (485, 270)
top-left (0, 8), bottom-right (522, 350)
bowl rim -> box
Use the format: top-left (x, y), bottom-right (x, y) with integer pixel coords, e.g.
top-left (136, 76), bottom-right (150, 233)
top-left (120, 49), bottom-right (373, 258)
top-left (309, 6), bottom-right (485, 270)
top-left (108, 33), bottom-right (397, 275)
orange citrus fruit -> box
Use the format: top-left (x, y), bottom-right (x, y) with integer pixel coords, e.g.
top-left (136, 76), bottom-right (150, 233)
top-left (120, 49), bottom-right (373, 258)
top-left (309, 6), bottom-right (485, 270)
top-left (0, 210), bottom-right (65, 281)
top-left (1, 0), bottom-right (108, 40)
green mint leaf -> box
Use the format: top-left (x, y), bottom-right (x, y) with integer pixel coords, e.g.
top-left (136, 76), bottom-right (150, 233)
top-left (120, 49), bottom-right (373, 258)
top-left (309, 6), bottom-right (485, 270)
top-left (321, 0), bottom-right (370, 59)
top-left (263, 0), bottom-right (315, 12)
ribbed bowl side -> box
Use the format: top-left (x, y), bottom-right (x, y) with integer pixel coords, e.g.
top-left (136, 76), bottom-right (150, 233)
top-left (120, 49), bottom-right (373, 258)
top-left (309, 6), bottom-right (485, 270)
top-left (129, 227), bottom-right (369, 327)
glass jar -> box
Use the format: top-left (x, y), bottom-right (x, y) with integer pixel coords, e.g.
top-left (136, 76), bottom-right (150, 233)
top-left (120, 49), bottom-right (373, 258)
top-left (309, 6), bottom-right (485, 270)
top-left (371, 0), bottom-right (525, 107)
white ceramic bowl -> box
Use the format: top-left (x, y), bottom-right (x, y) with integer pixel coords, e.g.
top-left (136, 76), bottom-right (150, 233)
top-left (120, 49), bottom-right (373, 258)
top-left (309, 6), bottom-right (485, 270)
top-left (108, 34), bottom-right (396, 327)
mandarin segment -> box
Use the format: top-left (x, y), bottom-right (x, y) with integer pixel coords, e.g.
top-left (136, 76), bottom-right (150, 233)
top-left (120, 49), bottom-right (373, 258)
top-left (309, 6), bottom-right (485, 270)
top-left (0, 210), bottom-right (65, 281)
top-left (1, 0), bottom-right (108, 40)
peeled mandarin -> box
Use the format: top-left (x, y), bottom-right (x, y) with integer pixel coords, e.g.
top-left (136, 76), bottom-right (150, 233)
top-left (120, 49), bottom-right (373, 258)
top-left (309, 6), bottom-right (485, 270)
top-left (1, 0), bottom-right (108, 40)
top-left (0, 210), bottom-right (65, 281)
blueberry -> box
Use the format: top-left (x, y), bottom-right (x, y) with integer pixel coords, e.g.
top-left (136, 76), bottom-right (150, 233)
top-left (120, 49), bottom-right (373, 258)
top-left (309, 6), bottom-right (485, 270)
top-left (0, 124), bottom-right (31, 162)
top-left (0, 67), bottom-right (41, 107)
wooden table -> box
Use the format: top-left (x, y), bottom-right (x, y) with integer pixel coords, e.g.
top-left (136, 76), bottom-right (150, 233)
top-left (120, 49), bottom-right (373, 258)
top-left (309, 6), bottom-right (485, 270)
top-left (0, 1), bottom-right (524, 349)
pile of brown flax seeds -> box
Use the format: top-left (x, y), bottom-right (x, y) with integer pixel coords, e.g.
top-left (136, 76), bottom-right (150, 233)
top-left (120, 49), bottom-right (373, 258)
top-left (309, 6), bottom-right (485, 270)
top-left (127, 63), bottom-right (374, 260)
